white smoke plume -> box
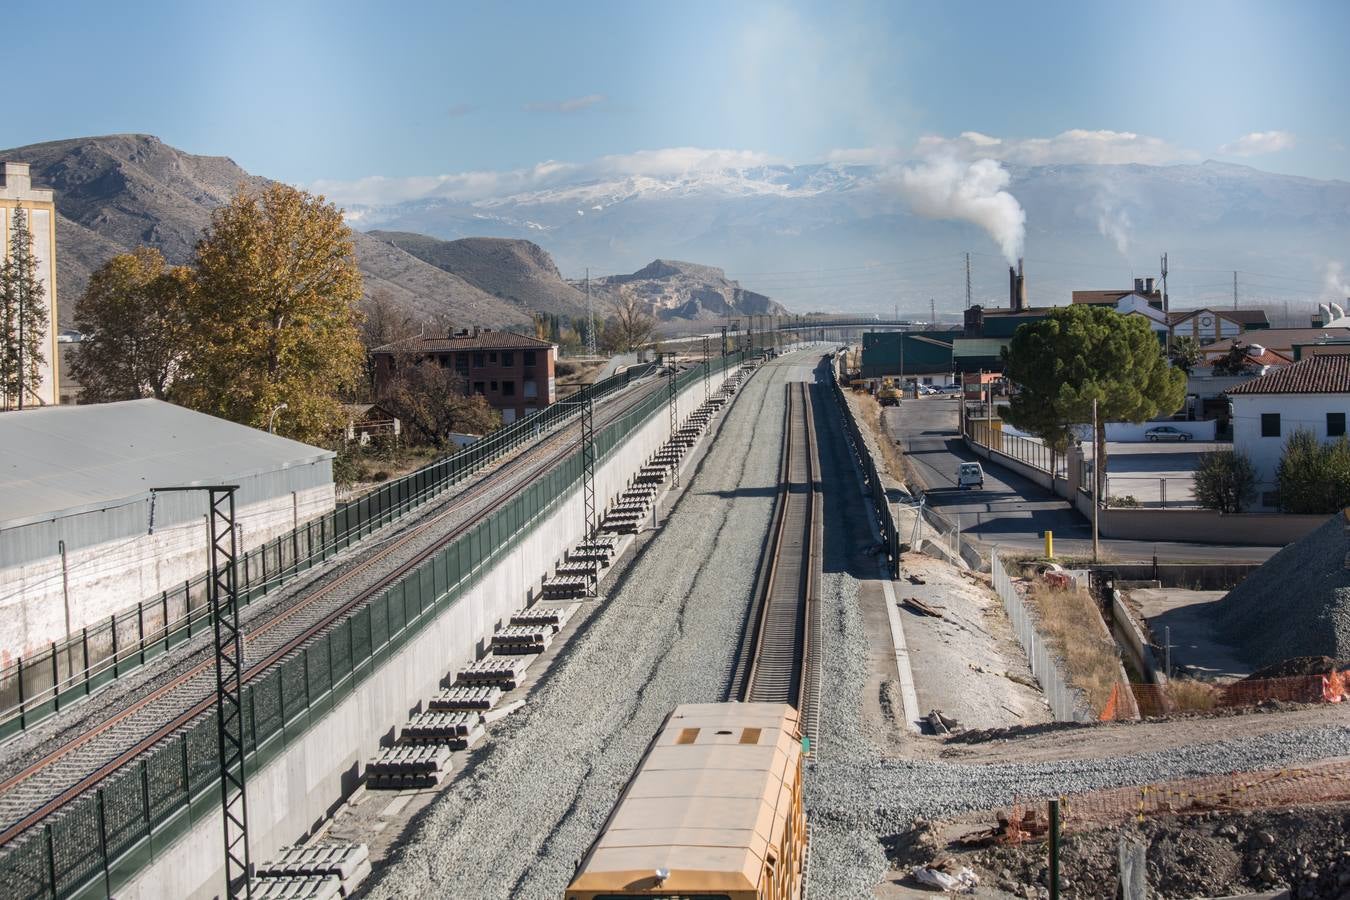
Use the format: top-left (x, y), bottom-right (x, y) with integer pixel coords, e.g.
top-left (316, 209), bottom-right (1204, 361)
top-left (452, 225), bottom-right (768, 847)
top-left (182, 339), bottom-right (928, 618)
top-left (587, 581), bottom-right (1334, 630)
top-left (1324, 261), bottom-right (1350, 299)
top-left (897, 157), bottom-right (1025, 264)
top-left (1097, 203), bottom-right (1132, 257)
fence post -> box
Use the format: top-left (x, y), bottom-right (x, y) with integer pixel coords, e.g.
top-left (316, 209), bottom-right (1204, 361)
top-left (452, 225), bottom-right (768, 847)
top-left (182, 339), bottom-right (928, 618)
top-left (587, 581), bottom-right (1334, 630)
top-left (138, 601), bottom-right (146, 665)
top-left (110, 614), bottom-right (119, 678)
top-left (44, 822), bottom-right (57, 899)
top-left (81, 628), bottom-right (90, 695)
top-left (140, 758), bottom-right (152, 835)
top-left (50, 644), bottom-right (59, 712)
top-left (162, 591), bottom-right (170, 651)
top-left (17, 656), bottom-right (26, 730)
top-left (96, 787), bottom-right (112, 898)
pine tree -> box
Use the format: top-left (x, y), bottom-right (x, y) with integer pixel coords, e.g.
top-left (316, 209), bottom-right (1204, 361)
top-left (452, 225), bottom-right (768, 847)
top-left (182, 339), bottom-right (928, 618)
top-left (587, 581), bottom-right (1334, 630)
top-left (0, 207), bottom-right (48, 408)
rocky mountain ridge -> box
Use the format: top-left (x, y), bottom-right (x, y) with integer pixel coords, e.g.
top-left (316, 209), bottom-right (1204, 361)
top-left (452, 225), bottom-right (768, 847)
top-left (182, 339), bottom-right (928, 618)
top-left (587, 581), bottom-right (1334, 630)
top-left (582, 259), bottom-right (787, 321)
top-left (0, 134), bottom-right (531, 328)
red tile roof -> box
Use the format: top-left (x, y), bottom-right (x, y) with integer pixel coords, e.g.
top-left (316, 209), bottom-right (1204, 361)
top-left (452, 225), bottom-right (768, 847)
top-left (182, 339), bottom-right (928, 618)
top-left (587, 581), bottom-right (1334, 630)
top-left (1225, 353), bottom-right (1350, 395)
top-left (374, 331), bottom-right (554, 354)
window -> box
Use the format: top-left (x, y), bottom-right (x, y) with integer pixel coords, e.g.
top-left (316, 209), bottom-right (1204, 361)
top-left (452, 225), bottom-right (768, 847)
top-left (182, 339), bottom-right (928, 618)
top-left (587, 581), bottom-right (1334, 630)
top-left (501, 380), bottom-right (515, 397)
top-left (490, 380), bottom-right (498, 391)
top-left (523, 380), bottom-right (538, 399)
top-left (472, 381), bottom-right (485, 395)
top-left (473, 352), bottom-right (485, 367)
top-left (1330, 412), bottom-right (1347, 438)
top-left (455, 353), bottom-right (469, 375)
top-left (524, 350), bottom-right (536, 367)
top-left (489, 352), bottom-right (498, 363)
top-left (1260, 413), bottom-right (1281, 437)
top-left (501, 351), bottom-right (513, 366)
top-left (438, 354), bottom-right (450, 367)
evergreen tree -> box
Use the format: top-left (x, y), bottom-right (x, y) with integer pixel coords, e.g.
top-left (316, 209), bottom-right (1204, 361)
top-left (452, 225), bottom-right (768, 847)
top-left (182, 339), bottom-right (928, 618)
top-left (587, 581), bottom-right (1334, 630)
top-left (0, 207), bottom-right (49, 408)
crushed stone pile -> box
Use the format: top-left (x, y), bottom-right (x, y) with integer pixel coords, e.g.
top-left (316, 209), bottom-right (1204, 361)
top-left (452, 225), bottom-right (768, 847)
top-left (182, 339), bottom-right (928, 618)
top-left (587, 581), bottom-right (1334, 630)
top-left (1215, 511), bottom-right (1350, 669)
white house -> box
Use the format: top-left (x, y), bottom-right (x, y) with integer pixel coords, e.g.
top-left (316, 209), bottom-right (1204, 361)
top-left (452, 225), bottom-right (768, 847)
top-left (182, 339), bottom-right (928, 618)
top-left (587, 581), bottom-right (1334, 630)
top-left (1226, 354), bottom-right (1350, 507)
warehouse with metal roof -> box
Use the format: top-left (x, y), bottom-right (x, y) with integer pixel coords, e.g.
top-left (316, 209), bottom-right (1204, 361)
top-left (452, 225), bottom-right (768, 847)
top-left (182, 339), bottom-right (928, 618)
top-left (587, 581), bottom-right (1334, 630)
top-left (0, 399), bottom-right (335, 661)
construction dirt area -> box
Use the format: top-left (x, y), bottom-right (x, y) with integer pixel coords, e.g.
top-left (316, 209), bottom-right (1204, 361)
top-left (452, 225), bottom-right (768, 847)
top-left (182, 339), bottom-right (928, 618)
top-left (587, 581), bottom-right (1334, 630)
top-left (834, 382), bottom-right (1350, 899)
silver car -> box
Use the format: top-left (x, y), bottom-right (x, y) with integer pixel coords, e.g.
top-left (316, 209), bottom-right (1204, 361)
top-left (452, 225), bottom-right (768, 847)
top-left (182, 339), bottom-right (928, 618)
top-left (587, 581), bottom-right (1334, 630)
top-left (1144, 425), bottom-right (1192, 442)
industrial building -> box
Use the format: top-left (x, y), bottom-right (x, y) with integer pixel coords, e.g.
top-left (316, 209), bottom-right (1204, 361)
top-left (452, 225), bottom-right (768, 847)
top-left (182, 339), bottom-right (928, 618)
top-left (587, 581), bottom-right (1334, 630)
top-left (372, 327), bottom-right (557, 424)
top-left (1, 161), bottom-right (60, 409)
top-left (0, 399), bottom-right (335, 663)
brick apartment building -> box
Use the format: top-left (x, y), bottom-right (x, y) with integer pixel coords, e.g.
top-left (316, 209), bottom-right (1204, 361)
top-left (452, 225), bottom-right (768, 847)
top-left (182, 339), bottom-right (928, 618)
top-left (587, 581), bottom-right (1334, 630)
top-left (372, 328), bottom-right (557, 424)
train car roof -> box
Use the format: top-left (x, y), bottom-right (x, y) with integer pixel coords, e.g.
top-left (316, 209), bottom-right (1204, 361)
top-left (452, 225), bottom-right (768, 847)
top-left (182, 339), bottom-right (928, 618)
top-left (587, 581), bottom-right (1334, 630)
top-left (567, 703), bottom-right (802, 895)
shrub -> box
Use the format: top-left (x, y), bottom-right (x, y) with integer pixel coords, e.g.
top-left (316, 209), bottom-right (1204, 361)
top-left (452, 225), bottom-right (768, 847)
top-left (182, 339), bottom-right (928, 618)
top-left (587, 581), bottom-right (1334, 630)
top-left (1276, 430), bottom-right (1350, 513)
top-left (1193, 449), bottom-right (1258, 513)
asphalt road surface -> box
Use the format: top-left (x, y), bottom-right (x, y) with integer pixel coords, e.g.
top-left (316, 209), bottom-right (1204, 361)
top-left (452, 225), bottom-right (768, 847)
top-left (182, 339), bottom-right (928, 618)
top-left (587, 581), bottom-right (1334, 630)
top-left (886, 397), bottom-right (1281, 563)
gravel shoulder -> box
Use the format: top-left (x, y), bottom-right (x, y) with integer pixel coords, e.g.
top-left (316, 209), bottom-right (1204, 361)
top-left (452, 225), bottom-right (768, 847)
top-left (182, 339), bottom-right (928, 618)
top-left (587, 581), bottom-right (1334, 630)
top-left (354, 354), bottom-right (806, 900)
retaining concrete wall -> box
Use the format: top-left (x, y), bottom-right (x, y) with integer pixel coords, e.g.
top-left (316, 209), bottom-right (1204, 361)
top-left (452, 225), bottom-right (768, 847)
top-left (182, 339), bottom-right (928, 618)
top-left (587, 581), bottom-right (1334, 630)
top-left (1070, 488), bottom-right (1328, 545)
top-left (116, 369), bottom-right (738, 900)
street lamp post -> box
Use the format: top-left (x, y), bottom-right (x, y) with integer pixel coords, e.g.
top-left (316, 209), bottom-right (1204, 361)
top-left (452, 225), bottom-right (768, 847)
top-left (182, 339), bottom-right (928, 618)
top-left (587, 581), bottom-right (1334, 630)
top-left (267, 403), bottom-right (288, 434)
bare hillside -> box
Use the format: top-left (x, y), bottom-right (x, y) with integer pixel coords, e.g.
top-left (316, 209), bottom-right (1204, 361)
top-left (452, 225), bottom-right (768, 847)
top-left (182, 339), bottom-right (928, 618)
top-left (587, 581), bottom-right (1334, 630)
top-left (1, 134), bottom-right (530, 327)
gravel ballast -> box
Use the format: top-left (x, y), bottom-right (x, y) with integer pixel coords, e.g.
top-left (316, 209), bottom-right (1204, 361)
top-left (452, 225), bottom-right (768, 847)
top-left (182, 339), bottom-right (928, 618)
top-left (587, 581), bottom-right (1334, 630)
top-left (359, 356), bottom-right (803, 900)
top-left (1215, 510), bottom-right (1350, 667)
top-left (804, 369), bottom-right (1350, 898)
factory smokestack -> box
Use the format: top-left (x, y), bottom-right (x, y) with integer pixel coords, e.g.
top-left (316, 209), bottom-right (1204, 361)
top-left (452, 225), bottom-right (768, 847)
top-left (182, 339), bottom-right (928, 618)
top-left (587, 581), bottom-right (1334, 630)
top-left (1016, 258), bottom-right (1026, 311)
top-left (1009, 265), bottom-right (1017, 309)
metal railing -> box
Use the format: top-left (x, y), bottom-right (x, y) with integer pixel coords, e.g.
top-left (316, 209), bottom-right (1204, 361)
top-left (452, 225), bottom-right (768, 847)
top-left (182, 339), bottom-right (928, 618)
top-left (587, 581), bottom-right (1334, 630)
top-left (0, 352), bottom-right (747, 900)
top-left (990, 550), bottom-right (1093, 723)
top-left (964, 420), bottom-right (1068, 476)
top-left (828, 356), bottom-right (901, 580)
top-left (0, 364), bottom-right (660, 741)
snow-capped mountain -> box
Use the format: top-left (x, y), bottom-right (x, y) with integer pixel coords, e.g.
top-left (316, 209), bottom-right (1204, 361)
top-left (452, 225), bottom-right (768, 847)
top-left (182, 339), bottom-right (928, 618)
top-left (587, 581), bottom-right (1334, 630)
top-left (338, 159), bottom-right (1350, 316)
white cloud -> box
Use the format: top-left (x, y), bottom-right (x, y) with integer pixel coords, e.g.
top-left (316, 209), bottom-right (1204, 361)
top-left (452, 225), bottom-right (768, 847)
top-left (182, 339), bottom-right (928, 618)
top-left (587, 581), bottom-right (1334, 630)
top-left (912, 129), bottom-right (1197, 166)
top-left (1219, 130), bottom-right (1296, 156)
top-left (524, 93), bottom-right (606, 114)
top-left (309, 147), bottom-right (779, 208)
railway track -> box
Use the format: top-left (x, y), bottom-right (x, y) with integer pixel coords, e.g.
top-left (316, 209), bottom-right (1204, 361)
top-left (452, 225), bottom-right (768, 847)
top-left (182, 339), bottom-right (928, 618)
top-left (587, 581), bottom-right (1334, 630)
top-left (732, 381), bottom-right (822, 738)
top-left (0, 374), bottom-right (669, 845)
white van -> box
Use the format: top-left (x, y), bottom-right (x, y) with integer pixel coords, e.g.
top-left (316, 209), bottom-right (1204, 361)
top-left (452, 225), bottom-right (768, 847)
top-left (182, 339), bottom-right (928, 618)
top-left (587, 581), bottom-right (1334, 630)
top-left (957, 462), bottom-right (985, 489)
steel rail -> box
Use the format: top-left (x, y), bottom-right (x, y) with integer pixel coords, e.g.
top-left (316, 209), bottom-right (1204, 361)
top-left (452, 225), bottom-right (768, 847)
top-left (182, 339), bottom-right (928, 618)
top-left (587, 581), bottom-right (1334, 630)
top-left (741, 382), bottom-right (820, 712)
top-left (0, 376), bottom-right (667, 846)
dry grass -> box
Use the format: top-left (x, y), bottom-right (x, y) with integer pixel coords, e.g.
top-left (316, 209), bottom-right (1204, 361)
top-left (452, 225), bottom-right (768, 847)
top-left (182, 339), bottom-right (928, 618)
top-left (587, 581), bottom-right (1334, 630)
top-left (1024, 582), bottom-right (1124, 715)
top-left (1166, 678), bottom-right (1219, 711)
top-left (853, 392), bottom-right (911, 486)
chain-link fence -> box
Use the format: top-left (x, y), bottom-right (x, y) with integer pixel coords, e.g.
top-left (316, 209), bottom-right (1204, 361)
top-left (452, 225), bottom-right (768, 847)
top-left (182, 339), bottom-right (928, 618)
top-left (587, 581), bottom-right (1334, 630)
top-left (0, 364), bottom-right (665, 741)
top-left (991, 550), bottom-right (1094, 723)
top-left (0, 353), bottom-right (749, 900)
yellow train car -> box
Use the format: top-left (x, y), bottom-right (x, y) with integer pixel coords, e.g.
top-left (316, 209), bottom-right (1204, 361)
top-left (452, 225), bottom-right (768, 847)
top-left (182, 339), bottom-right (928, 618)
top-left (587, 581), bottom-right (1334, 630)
top-left (565, 702), bottom-right (806, 900)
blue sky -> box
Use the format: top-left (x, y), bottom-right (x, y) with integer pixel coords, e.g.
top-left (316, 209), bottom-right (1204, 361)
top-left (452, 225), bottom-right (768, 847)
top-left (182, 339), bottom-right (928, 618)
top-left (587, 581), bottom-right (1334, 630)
top-left (5, 0), bottom-right (1349, 187)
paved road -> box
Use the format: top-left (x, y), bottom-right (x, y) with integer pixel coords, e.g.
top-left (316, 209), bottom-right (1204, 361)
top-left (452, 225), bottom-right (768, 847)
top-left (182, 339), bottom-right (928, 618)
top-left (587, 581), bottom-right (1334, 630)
top-left (886, 397), bottom-right (1281, 563)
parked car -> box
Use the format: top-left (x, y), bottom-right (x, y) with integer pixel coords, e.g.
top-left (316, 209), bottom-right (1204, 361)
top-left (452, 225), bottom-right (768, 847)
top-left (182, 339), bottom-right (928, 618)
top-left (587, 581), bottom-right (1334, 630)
top-left (957, 461), bottom-right (985, 489)
top-left (1144, 425), bottom-right (1192, 442)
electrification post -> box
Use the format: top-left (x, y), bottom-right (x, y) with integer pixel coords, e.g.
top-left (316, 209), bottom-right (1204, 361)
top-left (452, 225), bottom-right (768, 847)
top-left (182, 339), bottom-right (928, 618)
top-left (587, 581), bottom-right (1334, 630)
top-left (720, 325), bottom-right (728, 358)
top-left (585, 267), bottom-right (597, 357)
top-left (579, 396), bottom-right (596, 540)
top-left (667, 365), bottom-right (679, 488)
top-left (702, 336), bottom-right (710, 402)
top-left (152, 486), bottom-right (250, 899)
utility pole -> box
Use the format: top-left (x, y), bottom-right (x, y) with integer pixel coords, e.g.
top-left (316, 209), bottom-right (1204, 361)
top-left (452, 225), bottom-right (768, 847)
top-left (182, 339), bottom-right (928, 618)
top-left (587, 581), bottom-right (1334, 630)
top-left (1160, 252), bottom-right (1171, 359)
top-left (964, 252), bottom-right (972, 309)
top-left (1233, 270), bottom-right (1239, 310)
top-left (720, 324), bottom-right (728, 357)
top-left (585, 267), bottom-right (597, 357)
top-left (1091, 399), bottom-right (1100, 562)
